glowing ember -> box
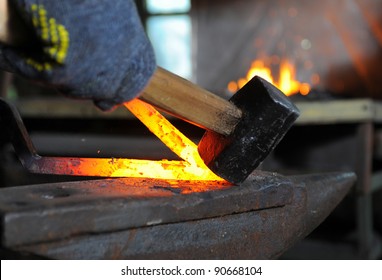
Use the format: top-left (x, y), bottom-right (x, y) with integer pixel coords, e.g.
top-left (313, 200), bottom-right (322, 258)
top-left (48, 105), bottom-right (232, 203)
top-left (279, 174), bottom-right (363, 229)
top-left (228, 59), bottom-right (311, 96)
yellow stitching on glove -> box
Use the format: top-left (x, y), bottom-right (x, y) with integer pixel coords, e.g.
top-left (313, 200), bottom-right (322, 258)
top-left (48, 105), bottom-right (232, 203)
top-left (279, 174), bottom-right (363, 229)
top-left (27, 4), bottom-right (70, 71)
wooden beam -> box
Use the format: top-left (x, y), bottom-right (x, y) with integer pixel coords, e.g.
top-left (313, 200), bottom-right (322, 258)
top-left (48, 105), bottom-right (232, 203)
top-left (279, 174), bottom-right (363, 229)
top-left (295, 99), bottom-right (382, 125)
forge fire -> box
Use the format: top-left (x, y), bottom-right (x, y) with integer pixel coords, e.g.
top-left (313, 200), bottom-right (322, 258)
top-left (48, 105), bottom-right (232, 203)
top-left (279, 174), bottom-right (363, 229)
top-left (227, 59), bottom-right (315, 97)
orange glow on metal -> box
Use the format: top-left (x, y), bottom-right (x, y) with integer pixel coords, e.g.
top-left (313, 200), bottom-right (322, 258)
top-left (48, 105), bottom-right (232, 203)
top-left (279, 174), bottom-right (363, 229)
top-left (43, 100), bottom-right (226, 181)
top-left (124, 99), bottom-right (225, 181)
top-left (228, 59), bottom-right (312, 96)
top-left (36, 157), bottom-right (216, 180)
top-left (33, 156), bottom-right (230, 191)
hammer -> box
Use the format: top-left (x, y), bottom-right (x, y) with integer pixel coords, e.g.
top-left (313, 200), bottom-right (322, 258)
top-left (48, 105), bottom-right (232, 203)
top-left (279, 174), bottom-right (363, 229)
top-left (0, 1), bottom-right (300, 184)
top-left (143, 69), bottom-right (300, 183)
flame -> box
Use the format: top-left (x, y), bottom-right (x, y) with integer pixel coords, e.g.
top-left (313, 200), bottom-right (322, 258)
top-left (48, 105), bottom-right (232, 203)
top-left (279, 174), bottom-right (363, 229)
top-left (228, 59), bottom-right (311, 96)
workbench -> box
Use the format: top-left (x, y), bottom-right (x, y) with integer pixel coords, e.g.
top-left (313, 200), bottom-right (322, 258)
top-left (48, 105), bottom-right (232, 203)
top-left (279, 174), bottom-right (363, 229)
top-left (263, 98), bottom-right (382, 259)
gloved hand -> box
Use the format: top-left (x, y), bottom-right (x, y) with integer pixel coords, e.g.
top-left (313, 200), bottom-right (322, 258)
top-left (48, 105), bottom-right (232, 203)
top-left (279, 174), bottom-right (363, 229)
top-left (0, 0), bottom-right (156, 110)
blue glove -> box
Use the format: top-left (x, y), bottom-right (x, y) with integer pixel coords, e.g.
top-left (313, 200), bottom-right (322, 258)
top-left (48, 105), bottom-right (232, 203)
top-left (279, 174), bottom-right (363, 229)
top-left (0, 0), bottom-right (156, 110)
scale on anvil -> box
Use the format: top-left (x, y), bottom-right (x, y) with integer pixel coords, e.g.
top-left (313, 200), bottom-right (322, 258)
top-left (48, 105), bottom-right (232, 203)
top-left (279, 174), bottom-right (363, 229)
top-left (0, 97), bottom-right (355, 259)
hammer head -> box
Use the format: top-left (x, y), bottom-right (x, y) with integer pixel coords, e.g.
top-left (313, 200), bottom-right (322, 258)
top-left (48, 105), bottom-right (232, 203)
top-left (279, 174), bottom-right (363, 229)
top-left (198, 76), bottom-right (300, 184)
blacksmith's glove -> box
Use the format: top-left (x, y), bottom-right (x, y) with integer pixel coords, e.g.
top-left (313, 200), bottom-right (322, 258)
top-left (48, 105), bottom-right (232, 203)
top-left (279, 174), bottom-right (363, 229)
top-left (0, 0), bottom-right (156, 110)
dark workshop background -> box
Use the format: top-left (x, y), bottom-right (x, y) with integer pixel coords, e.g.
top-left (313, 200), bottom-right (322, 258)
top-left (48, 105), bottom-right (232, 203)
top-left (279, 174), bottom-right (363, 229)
top-left (1, 0), bottom-right (382, 259)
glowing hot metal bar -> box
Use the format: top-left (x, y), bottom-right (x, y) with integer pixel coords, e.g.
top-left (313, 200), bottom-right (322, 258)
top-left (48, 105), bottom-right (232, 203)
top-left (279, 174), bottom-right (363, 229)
top-left (28, 157), bottom-right (213, 180)
top-left (0, 97), bottom-right (225, 181)
top-left (124, 99), bottom-right (225, 181)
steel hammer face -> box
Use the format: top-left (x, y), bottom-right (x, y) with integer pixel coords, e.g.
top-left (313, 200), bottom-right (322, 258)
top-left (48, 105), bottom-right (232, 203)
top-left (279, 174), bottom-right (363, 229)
top-left (198, 76), bottom-right (300, 184)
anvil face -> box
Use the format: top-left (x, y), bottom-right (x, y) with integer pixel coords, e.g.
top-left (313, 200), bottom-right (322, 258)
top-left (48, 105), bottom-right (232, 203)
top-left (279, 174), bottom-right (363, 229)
top-left (0, 171), bottom-right (354, 259)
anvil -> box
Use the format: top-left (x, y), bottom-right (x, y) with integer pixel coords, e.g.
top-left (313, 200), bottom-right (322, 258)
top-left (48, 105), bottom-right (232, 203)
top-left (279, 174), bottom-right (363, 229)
top-left (0, 170), bottom-right (355, 259)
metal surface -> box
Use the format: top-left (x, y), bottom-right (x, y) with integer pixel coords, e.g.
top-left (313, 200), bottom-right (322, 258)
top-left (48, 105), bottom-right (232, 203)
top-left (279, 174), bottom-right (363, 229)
top-left (355, 123), bottom-right (374, 259)
top-left (198, 76), bottom-right (300, 184)
top-left (262, 99), bottom-right (382, 259)
top-left (0, 171), bottom-right (355, 259)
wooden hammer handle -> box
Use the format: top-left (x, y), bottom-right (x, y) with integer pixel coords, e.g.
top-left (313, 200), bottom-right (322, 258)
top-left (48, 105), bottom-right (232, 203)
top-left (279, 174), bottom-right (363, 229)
top-left (141, 68), bottom-right (242, 135)
top-left (0, 0), bottom-right (242, 135)
top-left (0, 0), bottom-right (32, 46)
top-left (0, 0), bottom-right (13, 44)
